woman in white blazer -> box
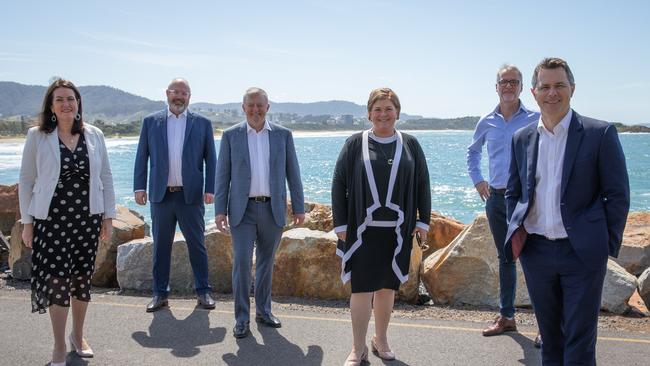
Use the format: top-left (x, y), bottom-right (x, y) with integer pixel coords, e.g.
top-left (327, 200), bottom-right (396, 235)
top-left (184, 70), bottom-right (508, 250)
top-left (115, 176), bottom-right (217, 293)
top-left (18, 79), bottom-right (116, 366)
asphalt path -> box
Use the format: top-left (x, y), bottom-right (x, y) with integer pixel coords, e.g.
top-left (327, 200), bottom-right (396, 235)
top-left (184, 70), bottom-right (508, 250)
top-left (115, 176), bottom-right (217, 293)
top-left (1, 290), bottom-right (649, 366)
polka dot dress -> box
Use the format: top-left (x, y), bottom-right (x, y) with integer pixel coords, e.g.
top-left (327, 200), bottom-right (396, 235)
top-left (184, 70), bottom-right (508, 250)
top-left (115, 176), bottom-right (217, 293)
top-left (31, 133), bottom-right (102, 313)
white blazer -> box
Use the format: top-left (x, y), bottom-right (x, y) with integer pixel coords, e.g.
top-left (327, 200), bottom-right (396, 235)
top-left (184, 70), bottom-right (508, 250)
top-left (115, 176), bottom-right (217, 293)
top-left (19, 124), bottom-right (116, 224)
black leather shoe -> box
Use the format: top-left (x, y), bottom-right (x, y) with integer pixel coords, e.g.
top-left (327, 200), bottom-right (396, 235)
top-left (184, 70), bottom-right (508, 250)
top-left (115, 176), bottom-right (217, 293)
top-left (233, 321), bottom-right (250, 338)
top-left (534, 332), bottom-right (543, 349)
top-left (197, 293), bottom-right (216, 309)
top-left (255, 313), bottom-right (282, 328)
top-left (146, 296), bottom-right (168, 313)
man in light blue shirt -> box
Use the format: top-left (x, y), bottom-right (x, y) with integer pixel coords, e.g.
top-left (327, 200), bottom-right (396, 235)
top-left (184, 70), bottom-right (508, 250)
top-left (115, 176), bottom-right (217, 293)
top-left (467, 64), bottom-right (539, 339)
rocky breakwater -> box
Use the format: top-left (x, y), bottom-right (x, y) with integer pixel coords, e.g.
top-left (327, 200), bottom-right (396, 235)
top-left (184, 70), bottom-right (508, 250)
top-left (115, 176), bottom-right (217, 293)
top-left (421, 214), bottom-right (639, 314)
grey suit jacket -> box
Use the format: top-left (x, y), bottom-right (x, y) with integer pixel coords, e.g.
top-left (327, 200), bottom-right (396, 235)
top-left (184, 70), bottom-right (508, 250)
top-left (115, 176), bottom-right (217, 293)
top-left (214, 122), bottom-right (304, 227)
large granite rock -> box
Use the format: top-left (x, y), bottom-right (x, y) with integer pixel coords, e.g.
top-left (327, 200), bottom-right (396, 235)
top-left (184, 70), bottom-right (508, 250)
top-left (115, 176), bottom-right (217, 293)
top-left (639, 267), bottom-right (650, 309)
top-left (601, 259), bottom-right (637, 314)
top-left (92, 205), bottom-right (148, 287)
top-left (613, 212), bottom-right (650, 276)
top-left (423, 212), bottom-right (465, 258)
top-left (8, 220), bottom-right (31, 280)
top-left (116, 227), bottom-right (233, 293)
top-left (421, 214), bottom-right (529, 308)
top-left (272, 228), bottom-right (350, 299)
top-left (0, 184), bottom-right (19, 235)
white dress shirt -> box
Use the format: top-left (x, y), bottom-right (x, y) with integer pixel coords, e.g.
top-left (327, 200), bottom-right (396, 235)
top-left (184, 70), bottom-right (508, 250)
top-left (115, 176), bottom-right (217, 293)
top-left (524, 110), bottom-right (573, 239)
top-left (167, 108), bottom-right (187, 187)
top-left (247, 120), bottom-right (271, 197)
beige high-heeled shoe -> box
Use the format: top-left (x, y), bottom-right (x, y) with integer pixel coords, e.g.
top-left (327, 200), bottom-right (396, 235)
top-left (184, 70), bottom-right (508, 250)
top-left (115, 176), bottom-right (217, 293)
top-left (69, 333), bottom-right (94, 358)
top-left (371, 336), bottom-right (396, 360)
top-left (344, 345), bottom-right (368, 366)
top-left (50, 345), bottom-right (66, 366)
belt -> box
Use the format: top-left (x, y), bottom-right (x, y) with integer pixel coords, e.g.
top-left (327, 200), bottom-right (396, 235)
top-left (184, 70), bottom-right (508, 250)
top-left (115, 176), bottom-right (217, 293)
top-left (167, 186), bottom-right (183, 192)
top-left (489, 186), bottom-right (506, 195)
top-left (249, 196), bottom-right (271, 202)
top-left (529, 233), bottom-right (569, 242)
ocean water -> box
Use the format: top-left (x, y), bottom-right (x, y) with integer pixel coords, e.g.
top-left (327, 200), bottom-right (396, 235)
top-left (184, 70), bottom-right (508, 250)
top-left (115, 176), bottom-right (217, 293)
top-left (1, 131), bottom-right (649, 225)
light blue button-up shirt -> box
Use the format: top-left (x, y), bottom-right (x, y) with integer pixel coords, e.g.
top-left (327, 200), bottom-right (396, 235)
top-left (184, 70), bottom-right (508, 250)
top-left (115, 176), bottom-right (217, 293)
top-left (467, 102), bottom-right (539, 189)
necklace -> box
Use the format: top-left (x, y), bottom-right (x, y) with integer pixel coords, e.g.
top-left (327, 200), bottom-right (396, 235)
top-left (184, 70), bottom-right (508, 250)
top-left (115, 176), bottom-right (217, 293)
top-left (375, 141), bottom-right (396, 165)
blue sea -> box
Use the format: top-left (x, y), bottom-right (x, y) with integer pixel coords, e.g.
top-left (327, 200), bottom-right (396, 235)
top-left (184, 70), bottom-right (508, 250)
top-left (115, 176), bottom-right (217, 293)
top-left (1, 130), bottom-right (649, 225)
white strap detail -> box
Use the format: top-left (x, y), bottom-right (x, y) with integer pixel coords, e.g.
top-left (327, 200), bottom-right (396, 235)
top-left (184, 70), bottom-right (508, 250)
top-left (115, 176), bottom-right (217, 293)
top-left (367, 220), bottom-right (398, 227)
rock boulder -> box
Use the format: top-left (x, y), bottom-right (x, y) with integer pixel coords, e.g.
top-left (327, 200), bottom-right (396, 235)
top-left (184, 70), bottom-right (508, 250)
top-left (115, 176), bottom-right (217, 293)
top-left (613, 212), bottom-right (650, 276)
top-left (0, 184), bottom-right (19, 235)
top-left (423, 212), bottom-right (465, 258)
top-left (8, 220), bottom-right (31, 280)
top-left (92, 205), bottom-right (148, 287)
top-left (421, 214), bottom-right (530, 308)
top-left (637, 267), bottom-right (650, 310)
top-left (601, 259), bottom-right (637, 314)
top-left (116, 227), bottom-right (233, 293)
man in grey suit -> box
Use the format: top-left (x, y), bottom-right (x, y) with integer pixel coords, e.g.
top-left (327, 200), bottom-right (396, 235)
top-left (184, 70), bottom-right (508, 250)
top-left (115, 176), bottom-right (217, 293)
top-left (215, 87), bottom-right (305, 338)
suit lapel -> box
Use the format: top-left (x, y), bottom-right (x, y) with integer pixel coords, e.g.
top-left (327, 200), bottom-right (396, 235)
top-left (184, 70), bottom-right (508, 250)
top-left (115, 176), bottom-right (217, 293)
top-left (561, 111), bottom-right (584, 197)
top-left (269, 125), bottom-right (280, 173)
top-left (526, 127), bottom-right (539, 198)
top-left (48, 127), bottom-right (61, 165)
top-left (183, 112), bottom-right (195, 149)
top-left (239, 123), bottom-right (251, 171)
top-left (159, 112), bottom-right (169, 170)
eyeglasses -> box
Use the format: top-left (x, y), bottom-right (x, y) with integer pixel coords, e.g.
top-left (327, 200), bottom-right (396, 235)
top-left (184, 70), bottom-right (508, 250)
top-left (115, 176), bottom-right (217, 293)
top-left (167, 89), bottom-right (191, 97)
top-left (497, 79), bottom-right (520, 87)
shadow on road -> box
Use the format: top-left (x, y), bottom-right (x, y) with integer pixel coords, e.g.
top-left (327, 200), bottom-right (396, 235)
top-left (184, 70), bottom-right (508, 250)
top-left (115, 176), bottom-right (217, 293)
top-left (505, 332), bottom-right (542, 365)
top-left (222, 324), bottom-right (323, 365)
top-left (131, 307), bottom-right (226, 357)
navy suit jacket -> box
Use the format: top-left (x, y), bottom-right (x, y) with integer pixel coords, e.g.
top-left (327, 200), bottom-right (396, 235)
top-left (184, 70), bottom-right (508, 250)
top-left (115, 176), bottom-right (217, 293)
top-left (504, 111), bottom-right (630, 269)
top-left (133, 110), bottom-right (217, 204)
top-left (214, 121), bottom-right (304, 227)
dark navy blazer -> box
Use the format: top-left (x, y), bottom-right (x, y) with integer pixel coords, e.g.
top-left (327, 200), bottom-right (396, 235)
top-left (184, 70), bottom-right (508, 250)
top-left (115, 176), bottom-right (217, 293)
top-left (504, 110), bottom-right (630, 270)
top-left (133, 110), bottom-right (217, 204)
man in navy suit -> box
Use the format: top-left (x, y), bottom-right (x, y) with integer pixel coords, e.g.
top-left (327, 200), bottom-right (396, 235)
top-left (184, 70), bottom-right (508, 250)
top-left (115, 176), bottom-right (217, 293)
top-left (134, 78), bottom-right (217, 312)
top-left (215, 87), bottom-right (304, 338)
top-left (505, 58), bottom-right (630, 365)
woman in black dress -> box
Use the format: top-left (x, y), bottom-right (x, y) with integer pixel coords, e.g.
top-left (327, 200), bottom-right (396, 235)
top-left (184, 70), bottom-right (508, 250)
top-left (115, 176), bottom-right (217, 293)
top-left (332, 88), bottom-right (431, 365)
top-left (19, 79), bottom-right (115, 366)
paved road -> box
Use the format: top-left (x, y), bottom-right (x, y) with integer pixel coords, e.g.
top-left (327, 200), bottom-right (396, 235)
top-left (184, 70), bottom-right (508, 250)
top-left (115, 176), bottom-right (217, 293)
top-left (1, 291), bottom-right (649, 366)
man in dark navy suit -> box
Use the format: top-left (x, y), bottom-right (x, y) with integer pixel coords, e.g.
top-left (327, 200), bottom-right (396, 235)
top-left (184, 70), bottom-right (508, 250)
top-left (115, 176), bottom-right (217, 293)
top-left (134, 78), bottom-right (217, 312)
top-left (505, 58), bottom-right (630, 365)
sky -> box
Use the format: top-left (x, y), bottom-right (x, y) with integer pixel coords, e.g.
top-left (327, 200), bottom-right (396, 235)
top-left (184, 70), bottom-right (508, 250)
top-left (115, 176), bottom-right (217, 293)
top-left (2, 0), bottom-right (649, 124)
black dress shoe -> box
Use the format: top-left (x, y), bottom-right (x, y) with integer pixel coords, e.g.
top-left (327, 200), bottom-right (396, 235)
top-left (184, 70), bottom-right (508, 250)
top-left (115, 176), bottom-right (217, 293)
top-left (146, 296), bottom-right (168, 313)
top-left (233, 321), bottom-right (250, 338)
top-left (534, 332), bottom-right (543, 349)
top-left (255, 313), bottom-right (282, 328)
top-left (197, 293), bottom-right (216, 309)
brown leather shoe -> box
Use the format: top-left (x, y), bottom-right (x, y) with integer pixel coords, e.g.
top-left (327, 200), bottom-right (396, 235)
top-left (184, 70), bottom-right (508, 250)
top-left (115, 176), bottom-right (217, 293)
top-left (482, 315), bottom-right (517, 336)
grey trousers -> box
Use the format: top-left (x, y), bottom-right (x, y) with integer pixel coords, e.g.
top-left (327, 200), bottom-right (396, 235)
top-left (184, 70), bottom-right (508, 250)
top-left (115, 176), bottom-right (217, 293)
top-left (230, 200), bottom-right (283, 323)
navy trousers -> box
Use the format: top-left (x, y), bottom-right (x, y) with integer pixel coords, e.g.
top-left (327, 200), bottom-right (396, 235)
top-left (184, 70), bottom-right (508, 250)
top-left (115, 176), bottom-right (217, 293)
top-left (151, 191), bottom-right (211, 296)
top-left (520, 235), bottom-right (606, 366)
top-left (230, 200), bottom-right (283, 323)
top-left (485, 192), bottom-right (517, 318)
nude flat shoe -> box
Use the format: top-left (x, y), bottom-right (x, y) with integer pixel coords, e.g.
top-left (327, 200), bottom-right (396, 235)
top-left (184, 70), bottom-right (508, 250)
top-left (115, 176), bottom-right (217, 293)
top-left (50, 362), bottom-right (66, 366)
top-left (69, 333), bottom-right (94, 358)
top-left (344, 345), bottom-right (368, 366)
top-left (371, 336), bottom-right (396, 361)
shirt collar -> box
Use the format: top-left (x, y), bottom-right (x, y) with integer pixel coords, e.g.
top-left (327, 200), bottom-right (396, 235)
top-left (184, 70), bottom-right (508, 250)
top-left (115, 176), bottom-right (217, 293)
top-left (167, 107), bottom-right (188, 119)
top-left (537, 109), bottom-right (573, 135)
top-left (246, 120), bottom-right (272, 133)
top-left (492, 99), bottom-right (532, 118)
